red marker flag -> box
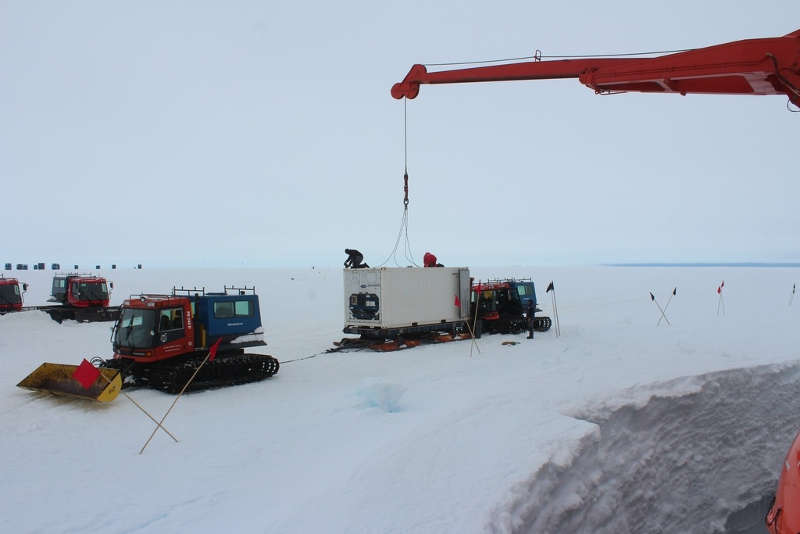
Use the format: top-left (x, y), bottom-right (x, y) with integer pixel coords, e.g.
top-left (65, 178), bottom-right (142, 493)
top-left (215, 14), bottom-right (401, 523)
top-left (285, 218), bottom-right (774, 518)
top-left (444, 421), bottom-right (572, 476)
top-left (72, 358), bottom-right (101, 390)
top-left (208, 337), bottom-right (223, 362)
top-left (454, 295), bottom-right (461, 308)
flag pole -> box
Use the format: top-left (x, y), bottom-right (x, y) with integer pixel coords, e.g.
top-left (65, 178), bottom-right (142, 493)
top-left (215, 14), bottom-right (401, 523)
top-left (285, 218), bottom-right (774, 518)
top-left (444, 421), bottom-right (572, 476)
top-left (97, 372), bottom-right (179, 443)
top-left (139, 351), bottom-right (210, 455)
top-left (657, 287), bottom-right (677, 326)
top-left (121, 389), bottom-right (179, 443)
top-left (78, 359), bottom-right (178, 442)
top-left (552, 291), bottom-right (560, 337)
top-left (469, 283), bottom-right (482, 357)
top-left (463, 316), bottom-right (481, 356)
top-left (546, 281), bottom-right (560, 337)
top-left (139, 339), bottom-right (221, 455)
top-left (650, 292), bottom-right (671, 326)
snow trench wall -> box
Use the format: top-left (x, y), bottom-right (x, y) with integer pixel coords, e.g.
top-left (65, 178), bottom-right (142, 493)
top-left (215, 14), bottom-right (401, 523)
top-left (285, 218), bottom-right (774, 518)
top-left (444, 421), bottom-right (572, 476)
top-left (493, 362), bottom-right (800, 534)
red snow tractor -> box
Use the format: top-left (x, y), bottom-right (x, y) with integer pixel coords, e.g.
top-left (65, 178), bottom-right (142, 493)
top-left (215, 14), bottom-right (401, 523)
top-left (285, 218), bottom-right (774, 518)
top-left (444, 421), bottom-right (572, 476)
top-left (0, 276), bottom-right (27, 313)
top-left (43, 273), bottom-right (119, 322)
top-left (469, 279), bottom-right (551, 337)
top-left (18, 287), bottom-right (279, 400)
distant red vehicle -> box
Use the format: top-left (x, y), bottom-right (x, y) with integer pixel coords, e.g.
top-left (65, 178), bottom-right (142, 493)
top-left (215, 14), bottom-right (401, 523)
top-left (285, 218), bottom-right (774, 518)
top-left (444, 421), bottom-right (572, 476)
top-left (49, 274), bottom-right (111, 308)
top-left (0, 276), bottom-right (26, 313)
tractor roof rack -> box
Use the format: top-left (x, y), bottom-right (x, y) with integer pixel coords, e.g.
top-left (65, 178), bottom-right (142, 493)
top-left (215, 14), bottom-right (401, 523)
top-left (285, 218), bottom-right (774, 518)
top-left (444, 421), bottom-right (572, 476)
top-left (129, 293), bottom-right (172, 301)
top-left (172, 286), bottom-right (206, 297)
top-left (224, 285), bottom-right (256, 295)
top-left (484, 277), bottom-right (532, 284)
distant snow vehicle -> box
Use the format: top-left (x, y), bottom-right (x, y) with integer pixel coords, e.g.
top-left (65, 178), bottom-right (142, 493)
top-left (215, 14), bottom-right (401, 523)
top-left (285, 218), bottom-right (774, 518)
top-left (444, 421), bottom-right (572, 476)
top-left (0, 275), bottom-right (27, 313)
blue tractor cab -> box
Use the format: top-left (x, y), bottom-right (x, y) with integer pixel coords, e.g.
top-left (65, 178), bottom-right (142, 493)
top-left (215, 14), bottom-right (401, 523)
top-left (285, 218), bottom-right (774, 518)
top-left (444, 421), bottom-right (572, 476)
top-left (506, 279), bottom-right (540, 313)
top-left (174, 286), bottom-right (265, 350)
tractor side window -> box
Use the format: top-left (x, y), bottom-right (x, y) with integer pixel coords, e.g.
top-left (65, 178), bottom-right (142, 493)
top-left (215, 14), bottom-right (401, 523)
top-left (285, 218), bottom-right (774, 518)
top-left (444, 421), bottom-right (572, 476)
top-left (234, 300), bottom-right (252, 316)
top-left (158, 308), bottom-right (183, 331)
top-left (170, 308), bottom-right (183, 329)
top-left (214, 301), bottom-right (235, 318)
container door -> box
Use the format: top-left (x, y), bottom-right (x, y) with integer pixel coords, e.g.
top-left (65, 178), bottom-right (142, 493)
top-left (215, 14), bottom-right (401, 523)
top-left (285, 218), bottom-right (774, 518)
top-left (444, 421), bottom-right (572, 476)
top-left (344, 269), bottom-right (381, 324)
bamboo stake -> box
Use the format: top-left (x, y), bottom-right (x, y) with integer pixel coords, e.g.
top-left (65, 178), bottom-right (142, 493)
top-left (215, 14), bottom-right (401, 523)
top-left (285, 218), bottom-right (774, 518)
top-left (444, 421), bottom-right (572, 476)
top-left (97, 368), bottom-right (178, 442)
top-left (122, 389), bottom-right (179, 443)
top-left (139, 351), bottom-right (212, 455)
top-left (463, 318), bottom-right (481, 356)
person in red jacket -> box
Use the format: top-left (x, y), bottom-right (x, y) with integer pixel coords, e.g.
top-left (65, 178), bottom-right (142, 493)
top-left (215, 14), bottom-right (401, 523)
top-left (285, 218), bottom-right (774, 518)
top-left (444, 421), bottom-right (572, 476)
top-left (423, 252), bottom-right (443, 267)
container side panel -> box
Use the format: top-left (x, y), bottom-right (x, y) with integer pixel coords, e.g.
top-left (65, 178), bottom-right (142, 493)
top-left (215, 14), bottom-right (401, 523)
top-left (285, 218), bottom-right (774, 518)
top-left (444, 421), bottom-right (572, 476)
top-left (380, 267), bottom-right (466, 328)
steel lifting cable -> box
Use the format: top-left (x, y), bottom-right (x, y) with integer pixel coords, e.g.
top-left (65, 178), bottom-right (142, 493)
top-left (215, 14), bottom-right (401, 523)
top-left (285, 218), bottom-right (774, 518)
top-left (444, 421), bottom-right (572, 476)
top-left (379, 98), bottom-right (420, 267)
top-left (423, 48), bottom-right (696, 67)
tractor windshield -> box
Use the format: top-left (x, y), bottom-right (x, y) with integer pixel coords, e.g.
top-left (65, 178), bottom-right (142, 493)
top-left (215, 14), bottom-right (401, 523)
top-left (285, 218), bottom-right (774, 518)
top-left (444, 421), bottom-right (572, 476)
top-left (115, 308), bottom-right (156, 349)
top-left (51, 277), bottom-right (66, 299)
top-left (78, 281), bottom-right (108, 301)
top-left (0, 284), bottom-right (21, 305)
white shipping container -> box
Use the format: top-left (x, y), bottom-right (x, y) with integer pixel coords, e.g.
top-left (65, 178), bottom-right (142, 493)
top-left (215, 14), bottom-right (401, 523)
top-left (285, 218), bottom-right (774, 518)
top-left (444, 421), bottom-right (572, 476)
top-left (344, 267), bottom-right (471, 330)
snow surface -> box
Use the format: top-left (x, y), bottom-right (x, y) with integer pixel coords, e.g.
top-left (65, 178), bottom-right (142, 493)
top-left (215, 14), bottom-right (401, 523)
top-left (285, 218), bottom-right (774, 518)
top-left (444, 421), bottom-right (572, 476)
top-left (1, 266), bottom-right (799, 533)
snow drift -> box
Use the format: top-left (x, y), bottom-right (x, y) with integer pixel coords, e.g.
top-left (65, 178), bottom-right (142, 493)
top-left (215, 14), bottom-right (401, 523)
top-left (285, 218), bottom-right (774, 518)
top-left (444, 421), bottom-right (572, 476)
top-left (494, 363), bottom-right (800, 533)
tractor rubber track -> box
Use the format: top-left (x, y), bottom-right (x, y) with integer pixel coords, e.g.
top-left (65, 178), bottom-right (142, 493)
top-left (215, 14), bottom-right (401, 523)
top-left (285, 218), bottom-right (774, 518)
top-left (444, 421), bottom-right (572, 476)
top-left (533, 316), bottom-right (552, 332)
top-left (99, 353), bottom-right (279, 394)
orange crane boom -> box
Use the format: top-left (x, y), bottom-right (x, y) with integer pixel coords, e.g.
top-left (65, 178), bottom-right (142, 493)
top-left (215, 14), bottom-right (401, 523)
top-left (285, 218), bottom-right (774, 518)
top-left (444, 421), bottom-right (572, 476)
top-left (391, 29), bottom-right (800, 107)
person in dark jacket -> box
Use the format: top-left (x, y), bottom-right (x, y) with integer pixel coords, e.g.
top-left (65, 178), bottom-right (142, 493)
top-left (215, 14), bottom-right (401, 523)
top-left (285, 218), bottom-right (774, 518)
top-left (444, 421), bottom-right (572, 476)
top-left (344, 249), bottom-right (369, 269)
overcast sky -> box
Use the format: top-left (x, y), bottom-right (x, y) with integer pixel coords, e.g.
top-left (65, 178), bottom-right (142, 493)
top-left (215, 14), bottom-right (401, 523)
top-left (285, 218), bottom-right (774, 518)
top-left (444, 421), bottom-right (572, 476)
top-left (2, 1), bottom-right (798, 268)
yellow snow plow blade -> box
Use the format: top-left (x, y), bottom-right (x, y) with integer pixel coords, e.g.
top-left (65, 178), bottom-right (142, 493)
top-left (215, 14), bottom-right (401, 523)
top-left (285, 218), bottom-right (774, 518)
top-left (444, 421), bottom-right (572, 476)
top-left (17, 363), bottom-right (122, 402)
